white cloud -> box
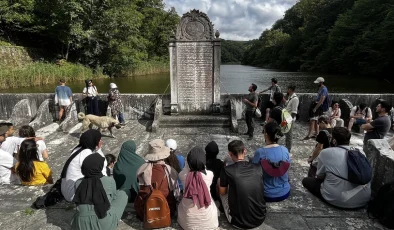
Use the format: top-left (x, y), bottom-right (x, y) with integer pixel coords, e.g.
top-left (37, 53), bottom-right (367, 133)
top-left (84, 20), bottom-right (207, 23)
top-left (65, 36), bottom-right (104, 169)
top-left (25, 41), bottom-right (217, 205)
top-left (163, 0), bottom-right (299, 40)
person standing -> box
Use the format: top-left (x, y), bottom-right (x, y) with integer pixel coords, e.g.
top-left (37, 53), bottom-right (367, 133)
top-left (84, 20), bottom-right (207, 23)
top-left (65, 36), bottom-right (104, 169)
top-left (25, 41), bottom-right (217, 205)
top-left (83, 79), bottom-right (99, 116)
top-left (55, 79), bottom-right (73, 122)
top-left (108, 83), bottom-right (125, 126)
top-left (243, 84), bottom-right (258, 140)
top-left (283, 85), bottom-right (299, 151)
top-left (304, 77), bottom-right (329, 140)
top-left (362, 100), bottom-right (392, 146)
top-left (259, 78), bottom-right (281, 124)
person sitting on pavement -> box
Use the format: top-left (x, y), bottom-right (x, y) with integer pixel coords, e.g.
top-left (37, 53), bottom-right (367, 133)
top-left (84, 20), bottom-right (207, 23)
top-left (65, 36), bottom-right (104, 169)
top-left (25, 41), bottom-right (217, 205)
top-left (259, 78), bottom-right (282, 124)
top-left (165, 139), bottom-right (185, 192)
top-left (71, 153), bottom-right (129, 230)
top-left (302, 127), bottom-right (371, 209)
top-left (253, 122), bottom-right (291, 202)
top-left (0, 122), bottom-right (30, 156)
top-left (177, 147), bottom-right (219, 230)
top-left (205, 141), bottom-right (224, 201)
top-left (347, 103), bottom-right (372, 131)
top-left (105, 154), bottom-right (116, 177)
top-left (61, 129), bottom-right (108, 202)
top-left (18, 125), bottom-right (48, 161)
top-left (113, 140), bottom-right (145, 202)
top-left (328, 101), bottom-right (344, 127)
top-left (15, 139), bottom-right (53, 186)
top-left (362, 100), bottom-right (392, 146)
top-left (0, 126), bottom-right (19, 184)
top-left (307, 115), bottom-right (332, 177)
top-left (134, 139), bottom-right (179, 220)
top-left (219, 140), bottom-right (266, 229)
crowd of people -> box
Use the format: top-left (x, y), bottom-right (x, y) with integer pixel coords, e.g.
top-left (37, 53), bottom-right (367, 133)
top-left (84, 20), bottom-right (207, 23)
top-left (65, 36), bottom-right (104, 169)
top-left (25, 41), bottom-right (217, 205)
top-left (0, 76), bottom-right (393, 230)
top-left (54, 79), bottom-right (125, 126)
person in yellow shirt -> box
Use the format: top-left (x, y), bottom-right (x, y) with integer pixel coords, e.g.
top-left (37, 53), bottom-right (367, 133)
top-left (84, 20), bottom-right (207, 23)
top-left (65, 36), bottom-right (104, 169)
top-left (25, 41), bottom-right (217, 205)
top-left (16, 139), bottom-right (53, 186)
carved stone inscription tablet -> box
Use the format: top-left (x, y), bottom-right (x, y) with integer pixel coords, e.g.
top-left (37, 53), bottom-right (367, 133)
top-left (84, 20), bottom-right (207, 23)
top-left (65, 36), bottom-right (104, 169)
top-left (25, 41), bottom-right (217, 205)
top-left (177, 42), bottom-right (213, 111)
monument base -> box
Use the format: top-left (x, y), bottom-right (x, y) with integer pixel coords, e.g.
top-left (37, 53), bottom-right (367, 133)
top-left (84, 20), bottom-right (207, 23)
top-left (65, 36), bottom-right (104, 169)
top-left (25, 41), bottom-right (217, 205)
top-left (170, 104), bottom-right (179, 115)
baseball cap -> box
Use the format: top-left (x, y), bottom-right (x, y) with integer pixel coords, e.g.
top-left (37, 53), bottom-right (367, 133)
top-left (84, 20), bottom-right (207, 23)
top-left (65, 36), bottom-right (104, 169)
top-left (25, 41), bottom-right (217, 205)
top-left (165, 139), bottom-right (177, 150)
top-left (0, 126), bottom-right (8, 136)
top-left (313, 77), bottom-right (325, 84)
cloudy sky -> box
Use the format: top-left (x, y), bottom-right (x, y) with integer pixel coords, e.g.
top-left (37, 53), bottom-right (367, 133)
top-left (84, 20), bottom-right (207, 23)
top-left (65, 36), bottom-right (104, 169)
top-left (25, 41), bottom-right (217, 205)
top-left (163, 0), bottom-right (299, 41)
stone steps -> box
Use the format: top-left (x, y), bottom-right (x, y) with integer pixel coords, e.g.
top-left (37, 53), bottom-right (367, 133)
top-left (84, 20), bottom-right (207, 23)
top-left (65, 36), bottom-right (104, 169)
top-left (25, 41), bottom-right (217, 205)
top-left (159, 115), bottom-right (231, 128)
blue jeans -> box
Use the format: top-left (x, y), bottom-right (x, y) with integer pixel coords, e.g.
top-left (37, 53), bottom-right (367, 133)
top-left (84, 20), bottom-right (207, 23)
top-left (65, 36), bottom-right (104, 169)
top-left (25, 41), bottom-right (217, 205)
top-left (354, 119), bottom-right (367, 125)
top-left (118, 112), bottom-right (125, 123)
top-left (264, 191), bottom-right (290, 202)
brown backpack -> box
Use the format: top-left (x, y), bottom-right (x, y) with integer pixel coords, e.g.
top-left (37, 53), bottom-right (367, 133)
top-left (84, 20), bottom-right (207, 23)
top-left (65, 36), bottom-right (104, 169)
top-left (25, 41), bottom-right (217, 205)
top-left (143, 179), bottom-right (171, 229)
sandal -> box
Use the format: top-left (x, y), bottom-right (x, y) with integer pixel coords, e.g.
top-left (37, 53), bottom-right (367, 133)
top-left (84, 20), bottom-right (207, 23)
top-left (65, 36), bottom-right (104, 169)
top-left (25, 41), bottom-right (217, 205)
top-left (303, 136), bottom-right (311, 140)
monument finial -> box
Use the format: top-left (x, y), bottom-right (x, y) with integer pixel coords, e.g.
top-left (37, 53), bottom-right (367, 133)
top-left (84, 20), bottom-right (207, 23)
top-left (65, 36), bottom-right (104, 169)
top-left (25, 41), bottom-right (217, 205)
top-left (215, 30), bottom-right (220, 38)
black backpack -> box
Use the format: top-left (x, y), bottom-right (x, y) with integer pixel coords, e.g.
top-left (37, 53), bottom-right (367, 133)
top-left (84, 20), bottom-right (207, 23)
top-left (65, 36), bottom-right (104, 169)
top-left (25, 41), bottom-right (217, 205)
top-left (368, 181), bottom-right (394, 229)
top-left (331, 146), bottom-right (372, 185)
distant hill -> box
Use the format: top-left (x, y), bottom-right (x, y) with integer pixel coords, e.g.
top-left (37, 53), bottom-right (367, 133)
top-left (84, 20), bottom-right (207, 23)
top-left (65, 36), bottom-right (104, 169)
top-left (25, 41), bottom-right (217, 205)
top-left (221, 40), bottom-right (249, 64)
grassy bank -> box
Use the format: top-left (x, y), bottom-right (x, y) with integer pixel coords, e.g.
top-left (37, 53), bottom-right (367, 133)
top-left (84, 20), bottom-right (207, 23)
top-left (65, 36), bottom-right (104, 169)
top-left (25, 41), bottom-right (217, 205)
top-left (0, 62), bottom-right (105, 89)
top-left (121, 58), bottom-right (169, 77)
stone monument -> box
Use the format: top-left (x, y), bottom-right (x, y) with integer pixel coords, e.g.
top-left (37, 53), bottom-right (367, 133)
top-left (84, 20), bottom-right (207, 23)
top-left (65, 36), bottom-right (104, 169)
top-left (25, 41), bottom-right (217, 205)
top-left (169, 10), bottom-right (221, 115)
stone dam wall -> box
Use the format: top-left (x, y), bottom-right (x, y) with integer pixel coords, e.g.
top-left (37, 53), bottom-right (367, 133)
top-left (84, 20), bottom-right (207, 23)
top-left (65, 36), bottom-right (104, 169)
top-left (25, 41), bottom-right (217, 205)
top-left (0, 93), bottom-right (393, 128)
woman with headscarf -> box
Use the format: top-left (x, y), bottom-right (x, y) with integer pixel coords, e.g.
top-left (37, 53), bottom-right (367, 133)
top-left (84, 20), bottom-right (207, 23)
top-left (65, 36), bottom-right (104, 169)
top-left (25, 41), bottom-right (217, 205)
top-left (205, 141), bottom-right (223, 200)
top-left (113, 140), bottom-right (145, 202)
top-left (134, 139), bottom-right (179, 221)
top-left (71, 153), bottom-right (129, 230)
top-left (108, 83), bottom-right (125, 126)
top-left (61, 129), bottom-right (108, 202)
top-left (177, 147), bottom-right (218, 230)
top-left (83, 79), bottom-right (99, 116)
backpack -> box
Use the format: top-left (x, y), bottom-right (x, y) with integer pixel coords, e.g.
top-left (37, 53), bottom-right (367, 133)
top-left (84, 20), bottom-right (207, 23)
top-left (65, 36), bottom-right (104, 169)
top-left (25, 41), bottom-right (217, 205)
top-left (331, 146), bottom-right (372, 185)
top-left (274, 106), bottom-right (293, 134)
top-left (367, 181), bottom-right (394, 229)
top-left (143, 180), bottom-right (171, 229)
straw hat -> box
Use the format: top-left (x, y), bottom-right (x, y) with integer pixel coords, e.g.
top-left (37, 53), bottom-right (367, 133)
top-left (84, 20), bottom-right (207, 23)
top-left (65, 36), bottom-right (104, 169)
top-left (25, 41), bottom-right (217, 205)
top-left (143, 139), bottom-right (170, 161)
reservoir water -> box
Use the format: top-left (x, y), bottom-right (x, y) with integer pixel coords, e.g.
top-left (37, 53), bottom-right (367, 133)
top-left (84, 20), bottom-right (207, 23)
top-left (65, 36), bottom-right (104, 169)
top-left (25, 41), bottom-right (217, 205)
top-left (2, 65), bottom-right (392, 94)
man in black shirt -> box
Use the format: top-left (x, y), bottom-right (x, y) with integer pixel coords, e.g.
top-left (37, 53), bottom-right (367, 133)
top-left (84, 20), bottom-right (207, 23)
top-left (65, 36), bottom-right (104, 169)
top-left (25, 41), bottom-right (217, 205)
top-left (219, 140), bottom-right (266, 229)
top-left (307, 115), bottom-right (332, 177)
top-left (268, 92), bottom-right (285, 125)
top-left (244, 84), bottom-right (259, 140)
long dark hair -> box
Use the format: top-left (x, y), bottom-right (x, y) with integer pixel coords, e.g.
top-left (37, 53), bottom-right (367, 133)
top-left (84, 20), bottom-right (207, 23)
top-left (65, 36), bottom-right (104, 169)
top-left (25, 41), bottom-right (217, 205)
top-left (17, 139), bottom-right (39, 182)
top-left (165, 150), bottom-right (181, 173)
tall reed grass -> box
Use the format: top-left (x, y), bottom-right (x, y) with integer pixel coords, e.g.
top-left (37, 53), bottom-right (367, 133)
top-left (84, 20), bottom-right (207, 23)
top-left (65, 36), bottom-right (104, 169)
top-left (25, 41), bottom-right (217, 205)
top-left (0, 62), bottom-right (105, 89)
top-left (121, 58), bottom-right (169, 77)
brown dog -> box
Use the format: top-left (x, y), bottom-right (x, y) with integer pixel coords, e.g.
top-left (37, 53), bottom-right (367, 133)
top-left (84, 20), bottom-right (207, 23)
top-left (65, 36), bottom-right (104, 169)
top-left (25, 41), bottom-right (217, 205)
top-left (78, 112), bottom-right (121, 138)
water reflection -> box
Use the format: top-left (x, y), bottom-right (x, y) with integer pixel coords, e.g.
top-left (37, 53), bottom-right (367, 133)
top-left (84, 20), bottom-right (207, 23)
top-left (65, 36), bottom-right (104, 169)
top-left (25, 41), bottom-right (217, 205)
top-left (1, 65), bottom-right (392, 94)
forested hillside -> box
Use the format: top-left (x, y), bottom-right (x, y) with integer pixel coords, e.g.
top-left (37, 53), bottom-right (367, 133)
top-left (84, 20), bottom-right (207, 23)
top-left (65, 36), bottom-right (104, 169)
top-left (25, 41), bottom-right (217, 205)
top-left (221, 40), bottom-right (249, 64)
top-left (0, 0), bottom-right (179, 76)
top-left (242, 0), bottom-right (394, 77)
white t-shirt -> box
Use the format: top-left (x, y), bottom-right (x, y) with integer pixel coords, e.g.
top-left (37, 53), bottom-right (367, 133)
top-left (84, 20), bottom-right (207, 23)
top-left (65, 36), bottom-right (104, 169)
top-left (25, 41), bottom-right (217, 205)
top-left (286, 93), bottom-right (299, 120)
top-left (0, 149), bottom-right (19, 184)
top-left (61, 147), bottom-right (107, 202)
top-left (350, 106), bottom-right (372, 119)
top-left (1, 136), bottom-right (25, 155)
top-left (317, 146), bottom-right (371, 208)
top-left (83, 86), bottom-right (98, 97)
top-left (36, 140), bottom-right (47, 161)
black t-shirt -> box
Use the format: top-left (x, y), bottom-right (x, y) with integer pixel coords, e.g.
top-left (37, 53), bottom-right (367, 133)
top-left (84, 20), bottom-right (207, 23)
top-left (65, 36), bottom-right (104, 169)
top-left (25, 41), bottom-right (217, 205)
top-left (269, 105), bottom-right (283, 124)
top-left (206, 158), bottom-right (224, 201)
top-left (220, 161), bottom-right (266, 229)
top-left (364, 115), bottom-right (391, 144)
top-left (316, 128), bottom-right (333, 149)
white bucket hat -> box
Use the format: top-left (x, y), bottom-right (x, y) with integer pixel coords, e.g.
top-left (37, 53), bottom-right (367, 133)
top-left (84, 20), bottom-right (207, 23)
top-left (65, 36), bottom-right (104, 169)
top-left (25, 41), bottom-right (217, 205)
top-left (109, 83), bottom-right (117, 89)
top-left (143, 139), bottom-right (170, 161)
top-left (165, 139), bottom-right (177, 150)
top-left (313, 77), bottom-right (325, 84)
